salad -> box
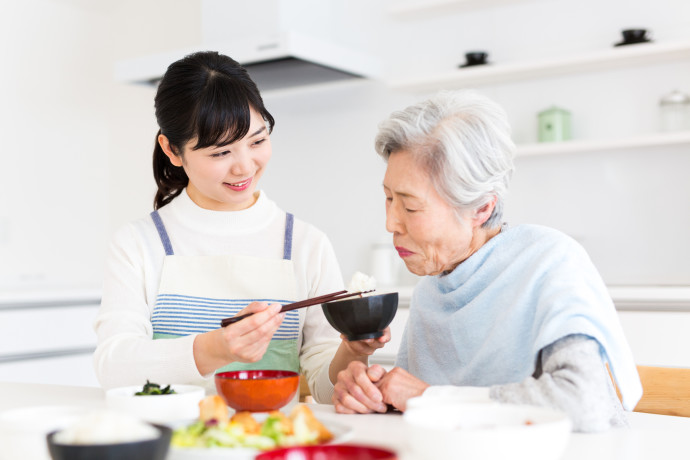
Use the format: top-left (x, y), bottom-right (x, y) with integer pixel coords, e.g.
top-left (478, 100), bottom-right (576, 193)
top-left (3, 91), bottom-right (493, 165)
top-left (171, 396), bottom-right (332, 450)
top-left (135, 380), bottom-right (176, 396)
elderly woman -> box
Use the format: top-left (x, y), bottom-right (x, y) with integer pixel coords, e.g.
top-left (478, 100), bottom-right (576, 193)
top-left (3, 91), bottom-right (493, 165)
top-left (332, 91), bottom-right (642, 432)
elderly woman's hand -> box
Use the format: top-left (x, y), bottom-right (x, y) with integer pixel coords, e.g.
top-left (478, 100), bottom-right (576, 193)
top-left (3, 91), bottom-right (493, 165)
top-left (376, 366), bottom-right (429, 412)
top-left (340, 327), bottom-right (391, 356)
top-left (333, 362), bottom-right (389, 414)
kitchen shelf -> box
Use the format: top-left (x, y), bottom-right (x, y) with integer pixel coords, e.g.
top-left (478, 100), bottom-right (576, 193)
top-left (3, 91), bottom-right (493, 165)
top-left (389, 0), bottom-right (527, 17)
top-left (389, 40), bottom-right (690, 92)
top-left (516, 131), bottom-right (690, 157)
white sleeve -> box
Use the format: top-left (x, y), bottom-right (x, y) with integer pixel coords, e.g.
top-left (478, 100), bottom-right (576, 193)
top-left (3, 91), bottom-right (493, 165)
top-left (92, 223), bottom-right (208, 389)
top-left (298, 229), bottom-right (344, 403)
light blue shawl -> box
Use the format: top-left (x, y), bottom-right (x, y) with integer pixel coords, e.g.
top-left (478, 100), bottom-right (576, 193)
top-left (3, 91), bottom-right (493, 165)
top-left (396, 224), bottom-right (642, 410)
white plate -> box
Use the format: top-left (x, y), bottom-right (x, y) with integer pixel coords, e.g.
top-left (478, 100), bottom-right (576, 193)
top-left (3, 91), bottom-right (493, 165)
top-left (167, 419), bottom-right (353, 460)
top-left (0, 405), bottom-right (93, 460)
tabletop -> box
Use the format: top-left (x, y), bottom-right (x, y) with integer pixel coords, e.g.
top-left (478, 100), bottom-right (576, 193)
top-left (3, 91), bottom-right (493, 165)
top-left (1, 381), bottom-right (690, 460)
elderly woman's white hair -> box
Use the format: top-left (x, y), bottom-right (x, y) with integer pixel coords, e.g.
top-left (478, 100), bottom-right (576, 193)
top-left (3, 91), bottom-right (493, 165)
top-left (374, 90), bottom-right (515, 228)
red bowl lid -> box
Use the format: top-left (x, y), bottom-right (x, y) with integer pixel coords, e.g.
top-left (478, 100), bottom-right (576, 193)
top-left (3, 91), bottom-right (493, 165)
top-left (255, 444), bottom-right (397, 460)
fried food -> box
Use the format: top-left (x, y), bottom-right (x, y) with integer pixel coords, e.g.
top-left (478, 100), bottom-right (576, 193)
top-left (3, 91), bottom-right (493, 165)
top-left (267, 410), bottom-right (294, 435)
top-left (198, 395), bottom-right (229, 423)
top-left (289, 404), bottom-right (333, 443)
top-left (230, 411), bottom-right (262, 434)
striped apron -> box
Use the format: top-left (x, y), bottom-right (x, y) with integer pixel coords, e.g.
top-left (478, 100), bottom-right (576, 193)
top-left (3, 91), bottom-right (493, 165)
top-left (149, 210), bottom-right (300, 386)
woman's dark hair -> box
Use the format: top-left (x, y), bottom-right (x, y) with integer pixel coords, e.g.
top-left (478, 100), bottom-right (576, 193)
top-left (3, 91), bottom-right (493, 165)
top-left (152, 51), bottom-right (275, 209)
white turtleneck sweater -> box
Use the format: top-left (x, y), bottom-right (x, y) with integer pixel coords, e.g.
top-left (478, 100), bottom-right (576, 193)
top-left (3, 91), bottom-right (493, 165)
top-left (93, 190), bottom-right (344, 403)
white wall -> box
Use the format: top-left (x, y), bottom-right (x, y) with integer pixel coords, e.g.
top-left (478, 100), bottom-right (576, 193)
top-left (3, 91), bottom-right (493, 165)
top-left (0, 0), bottom-right (202, 292)
top-left (0, 0), bottom-right (111, 290)
top-left (275, 0), bottom-right (690, 285)
top-left (1, 0), bottom-right (689, 293)
top-left (249, 0), bottom-right (690, 285)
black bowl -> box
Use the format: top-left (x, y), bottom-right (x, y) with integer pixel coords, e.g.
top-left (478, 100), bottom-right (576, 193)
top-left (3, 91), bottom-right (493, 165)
top-left (46, 424), bottom-right (171, 460)
top-left (322, 292), bottom-right (398, 341)
top-left (622, 28), bottom-right (648, 42)
top-left (460, 51), bottom-right (489, 68)
top-left (615, 28), bottom-right (652, 46)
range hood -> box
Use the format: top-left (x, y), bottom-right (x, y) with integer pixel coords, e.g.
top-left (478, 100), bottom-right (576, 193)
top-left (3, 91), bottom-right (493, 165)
top-left (114, 30), bottom-right (381, 92)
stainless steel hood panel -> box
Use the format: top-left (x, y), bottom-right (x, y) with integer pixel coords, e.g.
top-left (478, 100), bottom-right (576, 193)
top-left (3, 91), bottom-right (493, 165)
top-left (114, 31), bottom-right (381, 91)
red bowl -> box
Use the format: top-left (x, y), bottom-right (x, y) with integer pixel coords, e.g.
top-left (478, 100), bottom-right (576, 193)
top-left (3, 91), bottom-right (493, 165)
top-left (215, 370), bottom-right (299, 412)
top-left (255, 444), bottom-right (397, 460)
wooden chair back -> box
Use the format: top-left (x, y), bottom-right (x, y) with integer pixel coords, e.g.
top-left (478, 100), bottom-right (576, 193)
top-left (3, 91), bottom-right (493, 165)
top-left (299, 374), bottom-right (313, 403)
top-left (633, 365), bottom-right (690, 417)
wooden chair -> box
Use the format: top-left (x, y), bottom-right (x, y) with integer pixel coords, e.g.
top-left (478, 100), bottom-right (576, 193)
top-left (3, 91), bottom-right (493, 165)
top-left (633, 365), bottom-right (690, 417)
top-left (299, 374), bottom-right (313, 403)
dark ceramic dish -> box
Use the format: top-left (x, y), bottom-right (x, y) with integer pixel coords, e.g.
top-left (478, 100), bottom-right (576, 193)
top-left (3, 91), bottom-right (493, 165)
top-left (215, 369), bottom-right (299, 412)
top-left (46, 424), bottom-right (171, 460)
top-left (321, 292), bottom-right (398, 341)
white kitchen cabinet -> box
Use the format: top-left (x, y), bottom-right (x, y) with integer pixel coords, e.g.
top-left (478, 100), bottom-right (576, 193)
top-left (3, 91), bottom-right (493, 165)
top-left (0, 353), bottom-right (99, 387)
top-left (370, 306), bottom-right (410, 370)
top-left (608, 283), bottom-right (690, 367)
top-left (370, 287), bottom-right (412, 369)
top-left (618, 311), bottom-right (690, 368)
top-left (0, 290), bottom-right (101, 387)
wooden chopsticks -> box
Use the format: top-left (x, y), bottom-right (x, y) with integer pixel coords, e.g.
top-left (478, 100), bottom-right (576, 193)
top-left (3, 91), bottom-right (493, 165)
top-left (220, 289), bottom-right (373, 327)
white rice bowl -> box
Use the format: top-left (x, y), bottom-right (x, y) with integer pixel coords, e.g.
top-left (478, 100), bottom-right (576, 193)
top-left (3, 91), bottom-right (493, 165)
top-left (403, 401), bottom-right (571, 460)
top-left (52, 410), bottom-right (159, 444)
top-left (105, 384), bottom-right (205, 424)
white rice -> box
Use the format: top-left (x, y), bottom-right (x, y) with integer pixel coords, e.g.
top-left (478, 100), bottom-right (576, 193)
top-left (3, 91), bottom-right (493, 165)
top-left (348, 271), bottom-right (377, 294)
top-left (52, 410), bottom-right (159, 445)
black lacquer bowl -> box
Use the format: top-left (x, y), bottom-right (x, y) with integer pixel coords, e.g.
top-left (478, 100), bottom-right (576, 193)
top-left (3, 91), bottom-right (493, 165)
top-left (46, 424), bottom-right (171, 460)
top-left (322, 292), bottom-right (398, 341)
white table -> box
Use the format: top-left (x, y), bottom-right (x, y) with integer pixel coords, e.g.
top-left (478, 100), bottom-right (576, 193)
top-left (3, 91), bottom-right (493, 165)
top-left (1, 381), bottom-right (689, 460)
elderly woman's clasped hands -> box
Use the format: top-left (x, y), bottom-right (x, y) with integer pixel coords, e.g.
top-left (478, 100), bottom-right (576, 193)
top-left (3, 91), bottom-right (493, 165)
top-left (333, 362), bottom-right (429, 413)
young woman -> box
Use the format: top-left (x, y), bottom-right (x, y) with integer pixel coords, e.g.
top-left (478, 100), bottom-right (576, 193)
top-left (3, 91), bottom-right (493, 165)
top-left (93, 51), bottom-right (388, 402)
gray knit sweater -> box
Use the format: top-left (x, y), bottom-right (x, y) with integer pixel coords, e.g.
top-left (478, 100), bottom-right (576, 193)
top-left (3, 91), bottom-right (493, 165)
top-left (490, 334), bottom-right (629, 432)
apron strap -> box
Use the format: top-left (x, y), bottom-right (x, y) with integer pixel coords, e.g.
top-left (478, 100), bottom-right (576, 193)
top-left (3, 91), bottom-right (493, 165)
top-left (283, 213), bottom-right (294, 260)
top-left (150, 210), bottom-right (174, 256)
top-left (151, 209), bottom-right (291, 259)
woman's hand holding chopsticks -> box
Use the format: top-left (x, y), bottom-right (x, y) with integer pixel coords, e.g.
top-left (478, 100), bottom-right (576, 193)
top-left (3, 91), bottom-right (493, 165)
top-left (220, 289), bottom-right (373, 327)
top-left (193, 301), bottom-right (285, 375)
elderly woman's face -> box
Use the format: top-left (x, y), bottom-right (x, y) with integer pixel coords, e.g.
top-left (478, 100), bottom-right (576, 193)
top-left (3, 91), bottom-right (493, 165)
top-left (383, 150), bottom-right (489, 276)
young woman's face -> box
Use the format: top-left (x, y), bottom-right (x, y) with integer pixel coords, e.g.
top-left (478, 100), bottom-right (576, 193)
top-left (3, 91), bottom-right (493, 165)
top-left (163, 107), bottom-right (272, 211)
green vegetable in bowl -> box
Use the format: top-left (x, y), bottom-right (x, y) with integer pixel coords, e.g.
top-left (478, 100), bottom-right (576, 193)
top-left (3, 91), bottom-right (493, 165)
top-left (135, 380), bottom-right (176, 395)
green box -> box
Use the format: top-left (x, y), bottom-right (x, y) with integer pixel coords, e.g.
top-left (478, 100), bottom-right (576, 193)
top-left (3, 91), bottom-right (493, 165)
top-left (538, 106), bottom-right (572, 142)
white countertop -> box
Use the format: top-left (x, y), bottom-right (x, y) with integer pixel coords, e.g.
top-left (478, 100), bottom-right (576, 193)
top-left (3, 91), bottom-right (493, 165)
top-left (0, 288), bottom-right (101, 308)
top-left (1, 284), bottom-right (689, 310)
top-left (1, 381), bottom-right (689, 460)
top-left (384, 284), bottom-right (690, 311)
